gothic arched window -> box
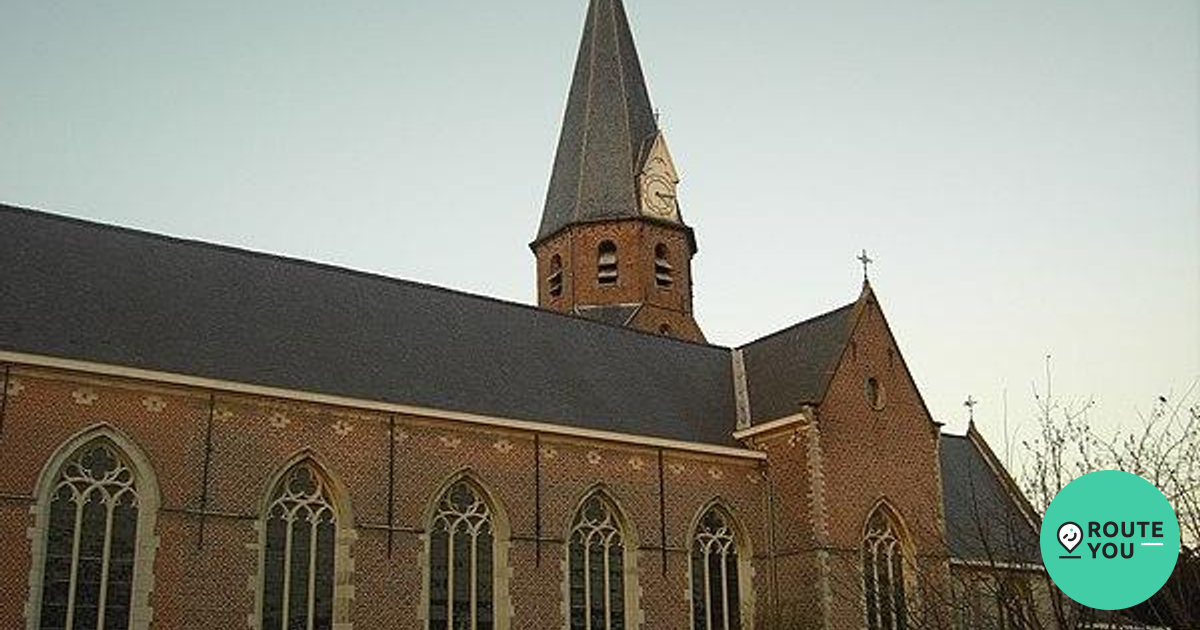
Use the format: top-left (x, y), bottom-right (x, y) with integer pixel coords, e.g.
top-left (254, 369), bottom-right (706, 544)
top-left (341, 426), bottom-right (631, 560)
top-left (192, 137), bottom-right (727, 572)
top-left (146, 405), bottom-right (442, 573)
top-left (597, 241), bottom-right (618, 285)
top-left (654, 243), bottom-right (674, 288)
top-left (260, 461), bottom-right (342, 630)
top-left (691, 506), bottom-right (744, 630)
top-left (568, 493), bottom-right (633, 630)
top-left (429, 480), bottom-right (495, 630)
top-left (30, 430), bottom-right (159, 630)
top-left (863, 504), bottom-right (909, 630)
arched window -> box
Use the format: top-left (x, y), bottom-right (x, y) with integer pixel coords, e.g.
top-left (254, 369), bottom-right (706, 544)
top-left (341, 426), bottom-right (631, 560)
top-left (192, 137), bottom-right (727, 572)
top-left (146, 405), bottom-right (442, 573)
top-left (654, 243), bottom-right (674, 288)
top-left (259, 459), bottom-right (347, 630)
top-left (548, 254), bottom-right (564, 298)
top-left (568, 492), bottom-right (635, 630)
top-left (863, 504), bottom-right (909, 630)
top-left (597, 241), bottom-right (618, 286)
top-left (29, 427), bottom-right (160, 630)
top-left (691, 505), bottom-right (745, 630)
top-left (429, 480), bottom-right (496, 630)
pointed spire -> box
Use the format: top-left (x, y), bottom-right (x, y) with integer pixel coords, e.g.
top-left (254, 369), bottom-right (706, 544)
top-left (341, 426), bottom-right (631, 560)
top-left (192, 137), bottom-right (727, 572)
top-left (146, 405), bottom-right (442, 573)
top-left (535, 0), bottom-right (667, 244)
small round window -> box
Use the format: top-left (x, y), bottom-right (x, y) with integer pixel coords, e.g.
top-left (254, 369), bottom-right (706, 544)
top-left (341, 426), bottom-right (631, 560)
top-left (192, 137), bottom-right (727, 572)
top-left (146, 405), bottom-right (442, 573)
top-left (866, 377), bottom-right (885, 410)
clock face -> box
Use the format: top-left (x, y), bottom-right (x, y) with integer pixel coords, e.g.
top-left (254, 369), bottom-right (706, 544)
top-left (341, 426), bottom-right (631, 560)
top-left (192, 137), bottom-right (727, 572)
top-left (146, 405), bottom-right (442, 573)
top-left (641, 175), bottom-right (677, 218)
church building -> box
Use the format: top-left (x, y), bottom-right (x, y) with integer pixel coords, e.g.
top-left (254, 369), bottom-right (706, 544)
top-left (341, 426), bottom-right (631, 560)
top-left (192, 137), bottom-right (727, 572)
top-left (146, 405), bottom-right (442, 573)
top-left (0, 1), bottom-right (1043, 629)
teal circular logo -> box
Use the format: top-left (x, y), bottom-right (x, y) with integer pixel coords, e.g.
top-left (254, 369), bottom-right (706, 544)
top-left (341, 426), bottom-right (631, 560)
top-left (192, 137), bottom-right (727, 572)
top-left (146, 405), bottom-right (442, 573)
top-left (1041, 470), bottom-right (1180, 610)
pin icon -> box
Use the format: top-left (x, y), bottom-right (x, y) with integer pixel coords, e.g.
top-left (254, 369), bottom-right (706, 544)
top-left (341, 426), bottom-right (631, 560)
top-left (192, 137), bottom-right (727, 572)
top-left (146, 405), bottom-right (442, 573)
top-left (1058, 521), bottom-right (1082, 554)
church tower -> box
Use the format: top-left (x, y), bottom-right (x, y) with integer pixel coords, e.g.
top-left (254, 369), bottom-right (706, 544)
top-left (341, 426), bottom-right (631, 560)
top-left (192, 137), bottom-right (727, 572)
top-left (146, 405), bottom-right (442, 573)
top-left (533, 0), bottom-right (704, 342)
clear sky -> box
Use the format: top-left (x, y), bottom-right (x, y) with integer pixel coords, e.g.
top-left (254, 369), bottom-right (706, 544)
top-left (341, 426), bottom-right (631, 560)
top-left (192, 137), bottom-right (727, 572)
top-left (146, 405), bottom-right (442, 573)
top-left (2, 1), bottom-right (1197, 460)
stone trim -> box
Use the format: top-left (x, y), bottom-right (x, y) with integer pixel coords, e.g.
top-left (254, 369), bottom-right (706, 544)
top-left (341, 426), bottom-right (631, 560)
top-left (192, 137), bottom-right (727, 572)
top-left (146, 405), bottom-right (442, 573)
top-left (24, 424), bottom-right (162, 630)
top-left (805, 424), bottom-right (833, 630)
top-left (730, 349), bottom-right (751, 431)
top-left (418, 470), bottom-right (513, 630)
top-left (246, 452), bottom-right (357, 630)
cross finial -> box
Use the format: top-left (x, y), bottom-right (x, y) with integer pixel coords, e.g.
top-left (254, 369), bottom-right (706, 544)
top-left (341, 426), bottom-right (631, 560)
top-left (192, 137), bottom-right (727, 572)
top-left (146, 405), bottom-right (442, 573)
top-left (964, 395), bottom-right (978, 424)
top-left (857, 249), bottom-right (874, 281)
top-left (653, 108), bottom-right (662, 126)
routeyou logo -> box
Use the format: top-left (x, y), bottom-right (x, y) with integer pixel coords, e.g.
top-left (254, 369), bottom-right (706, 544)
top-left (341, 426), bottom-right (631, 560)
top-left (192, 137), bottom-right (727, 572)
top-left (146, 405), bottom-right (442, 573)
top-left (1041, 470), bottom-right (1181, 609)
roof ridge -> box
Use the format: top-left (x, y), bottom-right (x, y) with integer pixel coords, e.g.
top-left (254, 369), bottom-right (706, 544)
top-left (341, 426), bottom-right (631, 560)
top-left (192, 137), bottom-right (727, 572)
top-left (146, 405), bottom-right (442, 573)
top-left (0, 202), bottom-right (729, 351)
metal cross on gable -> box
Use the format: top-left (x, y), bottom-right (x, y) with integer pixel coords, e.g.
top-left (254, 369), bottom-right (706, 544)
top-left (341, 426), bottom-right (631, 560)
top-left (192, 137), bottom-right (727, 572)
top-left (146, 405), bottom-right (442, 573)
top-left (857, 249), bottom-right (874, 281)
top-left (964, 395), bottom-right (978, 424)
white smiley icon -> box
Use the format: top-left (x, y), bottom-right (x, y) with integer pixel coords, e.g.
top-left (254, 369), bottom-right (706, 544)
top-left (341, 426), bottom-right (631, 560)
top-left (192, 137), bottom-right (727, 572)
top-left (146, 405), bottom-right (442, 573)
top-left (1058, 522), bottom-right (1082, 554)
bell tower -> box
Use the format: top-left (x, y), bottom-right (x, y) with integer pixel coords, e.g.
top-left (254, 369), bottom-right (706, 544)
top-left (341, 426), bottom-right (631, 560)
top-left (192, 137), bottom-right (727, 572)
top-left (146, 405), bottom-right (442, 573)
top-left (532, 0), bottom-right (704, 342)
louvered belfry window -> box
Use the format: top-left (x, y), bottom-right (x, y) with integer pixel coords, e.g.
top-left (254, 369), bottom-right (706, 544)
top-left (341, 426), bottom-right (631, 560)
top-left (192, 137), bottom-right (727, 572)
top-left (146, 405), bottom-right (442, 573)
top-left (863, 507), bottom-right (908, 630)
top-left (568, 494), bottom-right (626, 630)
top-left (654, 244), bottom-right (674, 288)
top-left (429, 481), bottom-right (495, 630)
top-left (549, 254), bottom-right (564, 297)
top-left (597, 241), bottom-right (619, 285)
top-left (691, 507), bottom-right (742, 630)
top-left (38, 441), bottom-right (141, 630)
top-left (261, 463), bottom-right (338, 630)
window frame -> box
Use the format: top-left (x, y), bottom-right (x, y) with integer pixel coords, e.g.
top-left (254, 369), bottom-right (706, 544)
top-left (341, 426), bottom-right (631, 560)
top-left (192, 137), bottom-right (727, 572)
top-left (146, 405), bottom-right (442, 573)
top-left (250, 452), bottom-right (357, 630)
top-left (421, 471), bottom-right (511, 630)
top-left (861, 501), bottom-right (914, 630)
top-left (687, 501), bottom-right (754, 630)
top-left (597, 241), bottom-right (619, 286)
top-left (561, 488), bottom-right (641, 630)
top-left (25, 424), bottom-right (161, 630)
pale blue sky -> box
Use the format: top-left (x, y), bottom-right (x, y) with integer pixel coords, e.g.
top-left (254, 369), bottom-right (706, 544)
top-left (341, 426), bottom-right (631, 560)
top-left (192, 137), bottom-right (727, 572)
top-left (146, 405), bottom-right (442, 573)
top-left (2, 1), bottom-right (1197, 457)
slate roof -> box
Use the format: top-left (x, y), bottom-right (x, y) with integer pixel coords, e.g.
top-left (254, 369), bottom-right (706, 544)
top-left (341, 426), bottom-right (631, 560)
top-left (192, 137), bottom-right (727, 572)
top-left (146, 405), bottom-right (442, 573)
top-left (739, 302), bottom-right (857, 423)
top-left (0, 204), bottom-right (738, 445)
top-left (536, 0), bottom-right (668, 244)
top-left (940, 433), bottom-right (1042, 565)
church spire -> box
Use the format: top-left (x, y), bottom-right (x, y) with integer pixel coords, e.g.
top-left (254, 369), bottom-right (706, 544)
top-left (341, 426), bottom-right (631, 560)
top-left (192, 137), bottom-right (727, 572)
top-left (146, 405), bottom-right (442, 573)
top-left (536, 0), bottom-right (681, 245)
top-left (532, 0), bottom-right (704, 342)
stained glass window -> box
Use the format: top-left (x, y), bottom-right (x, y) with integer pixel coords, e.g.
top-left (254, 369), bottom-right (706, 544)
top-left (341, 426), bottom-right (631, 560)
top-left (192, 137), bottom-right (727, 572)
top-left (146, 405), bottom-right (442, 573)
top-left (691, 507), bottom-right (742, 630)
top-left (863, 506), bottom-right (907, 630)
top-left (429, 481), bottom-right (494, 630)
top-left (261, 463), bottom-right (339, 630)
top-left (37, 441), bottom-right (141, 630)
top-left (568, 494), bottom-right (627, 630)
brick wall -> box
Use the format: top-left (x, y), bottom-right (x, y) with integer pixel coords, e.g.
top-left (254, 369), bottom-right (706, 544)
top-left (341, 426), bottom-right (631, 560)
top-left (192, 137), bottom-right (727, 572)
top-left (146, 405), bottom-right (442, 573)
top-left (0, 364), bottom-right (765, 630)
top-left (809, 293), bottom-right (951, 630)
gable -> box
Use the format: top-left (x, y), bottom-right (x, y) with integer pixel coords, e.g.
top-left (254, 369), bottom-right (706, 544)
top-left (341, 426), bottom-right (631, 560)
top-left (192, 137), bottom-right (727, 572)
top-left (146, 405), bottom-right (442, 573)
top-left (0, 204), bottom-right (738, 445)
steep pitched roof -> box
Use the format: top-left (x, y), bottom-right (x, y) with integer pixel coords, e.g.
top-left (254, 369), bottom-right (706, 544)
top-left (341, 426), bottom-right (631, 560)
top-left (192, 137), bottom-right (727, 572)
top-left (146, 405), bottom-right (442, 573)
top-left (738, 301), bottom-right (858, 423)
top-left (940, 431), bottom-right (1042, 565)
top-left (0, 204), bottom-right (738, 445)
top-left (536, 0), bottom-right (664, 244)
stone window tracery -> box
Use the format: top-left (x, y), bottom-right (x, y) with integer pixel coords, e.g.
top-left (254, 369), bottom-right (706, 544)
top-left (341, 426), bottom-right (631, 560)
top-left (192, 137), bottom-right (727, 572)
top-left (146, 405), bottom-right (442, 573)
top-left (429, 481), bottom-right (495, 630)
top-left (691, 507), bottom-right (743, 630)
top-left (863, 506), bottom-right (908, 630)
top-left (27, 429), bottom-right (159, 630)
top-left (37, 442), bottom-right (140, 630)
top-left (568, 494), bottom-right (627, 630)
top-left (260, 462), bottom-right (340, 630)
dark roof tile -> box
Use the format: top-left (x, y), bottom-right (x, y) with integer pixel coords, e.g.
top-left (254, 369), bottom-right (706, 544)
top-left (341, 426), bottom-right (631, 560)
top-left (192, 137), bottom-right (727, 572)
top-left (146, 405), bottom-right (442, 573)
top-left (0, 204), bottom-right (737, 445)
top-left (940, 434), bottom-right (1041, 565)
top-left (739, 303), bottom-right (856, 422)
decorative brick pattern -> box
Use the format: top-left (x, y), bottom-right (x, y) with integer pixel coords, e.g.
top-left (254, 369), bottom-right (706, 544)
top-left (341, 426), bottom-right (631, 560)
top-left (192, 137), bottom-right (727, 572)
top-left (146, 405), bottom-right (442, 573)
top-left (0, 290), bottom-right (957, 630)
